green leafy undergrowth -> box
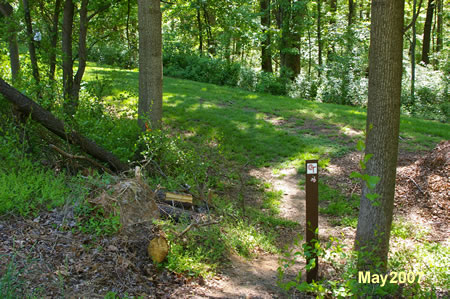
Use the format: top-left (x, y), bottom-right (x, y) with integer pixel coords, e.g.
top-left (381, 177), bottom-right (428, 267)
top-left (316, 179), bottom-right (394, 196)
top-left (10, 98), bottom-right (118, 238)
top-left (318, 182), bottom-right (359, 218)
top-left (389, 241), bottom-right (449, 295)
top-left (0, 122), bottom-right (69, 216)
top-left (278, 234), bottom-right (447, 298)
top-left (71, 173), bottom-right (122, 237)
top-left (73, 201), bottom-right (121, 237)
top-left (136, 129), bottom-right (217, 193)
top-left (159, 196), bottom-right (297, 278)
top-left (0, 255), bottom-right (25, 299)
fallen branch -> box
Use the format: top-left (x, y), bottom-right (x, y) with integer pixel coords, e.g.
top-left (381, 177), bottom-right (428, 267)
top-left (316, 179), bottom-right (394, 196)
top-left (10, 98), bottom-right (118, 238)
top-left (0, 77), bottom-right (128, 172)
top-left (177, 220), bottom-right (220, 238)
top-left (407, 176), bottom-right (425, 195)
top-left (49, 144), bottom-right (114, 175)
top-left (157, 203), bottom-right (194, 220)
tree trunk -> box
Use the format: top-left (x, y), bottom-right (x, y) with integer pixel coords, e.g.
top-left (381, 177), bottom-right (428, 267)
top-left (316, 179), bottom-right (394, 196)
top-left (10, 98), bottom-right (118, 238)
top-left (355, 0), bottom-right (404, 272)
top-left (279, 0), bottom-right (300, 79)
top-left (71, 0), bottom-right (89, 101)
top-left (202, 6), bottom-right (215, 55)
top-left (348, 0), bottom-right (355, 26)
top-left (260, 0), bottom-right (273, 72)
top-left (22, 0), bottom-right (40, 83)
top-left (359, 0), bottom-right (363, 19)
top-left (0, 2), bottom-right (20, 82)
top-left (317, 0), bottom-right (322, 77)
top-left (411, 0), bottom-right (417, 104)
top-left (436, 0), bottom-right (442, 52)
top-left (49, 0), bottom-right (62, 81)
top-left (327, 0), bottom-right (337, 58)
top-left (62, 0), bottom-right (74, 114)
top-left (197, 0), bottom-right (203, 55)
top-left (62, 0), bottom-right (90, 116)
top-left (421, 0), bottom-right (434, 64)
top-left (0, 77), bottom-right (128, 172)
top-left (137, 0), bottom-right (163, 131)
top-left (126, 0), bottom-right (132, 52)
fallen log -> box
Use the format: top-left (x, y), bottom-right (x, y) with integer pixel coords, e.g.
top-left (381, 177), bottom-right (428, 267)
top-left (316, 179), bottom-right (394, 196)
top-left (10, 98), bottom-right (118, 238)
top-left (0, 77), bottom-right (128, 172)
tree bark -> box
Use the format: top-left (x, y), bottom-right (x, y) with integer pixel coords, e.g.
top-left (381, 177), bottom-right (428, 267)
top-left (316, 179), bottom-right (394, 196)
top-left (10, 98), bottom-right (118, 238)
top-left (317, 0), bottom-right (322, 76)
top-left (279, 0), bottom-right (300, 79)
top-left (62, 0), bottom-right (74, 113)
top-left (260, 0), bottom-right (273, 72)
top-left (348, 0), bottom-right (355, 26)
top-left (49, 0), bottom-right (62, 81)
top-left (421, 0), bottom-right (434, 64)
top-left (62, 0), bottom-right (90, 116)
top-left (355, 0), bottom-right (404, 272)
top-left (202, 6), bottom-right (215, 55)
top-left (71, 0), bottom-right (89, 101)
top-left (0, 77), bottom-right (128, 172)
top-left (436, 0), bottom-right (442, 52)
top-left (0, 2), bottom-right (20, 82)
top-left (22, 0), bottom-right (40, 83)
top-left (411, 0), bottom-right (418, 104)
top-left (137, 0), bottom-right (163, 130)
top-left (197, 0), bottom-right (203, 55)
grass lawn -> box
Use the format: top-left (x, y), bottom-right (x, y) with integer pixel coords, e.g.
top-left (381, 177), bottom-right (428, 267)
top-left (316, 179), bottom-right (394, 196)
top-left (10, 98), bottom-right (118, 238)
top-left (85, 63), bottom-right (449, 171)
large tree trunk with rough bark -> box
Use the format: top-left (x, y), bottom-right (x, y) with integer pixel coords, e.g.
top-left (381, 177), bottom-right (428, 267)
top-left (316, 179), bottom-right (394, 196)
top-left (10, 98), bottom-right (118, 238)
top-left (137, 0), bottom-right (163, 130)
top-left (355, 0), bottom-right (404, 271)
top-left (0, 2), bottom-right (20, 82)
top-left (0, 77), bottom-right (128, 172)
top-left (260, 0), bottom-right (273, 73)
top-left (421, 0), bottom-right (434, 64)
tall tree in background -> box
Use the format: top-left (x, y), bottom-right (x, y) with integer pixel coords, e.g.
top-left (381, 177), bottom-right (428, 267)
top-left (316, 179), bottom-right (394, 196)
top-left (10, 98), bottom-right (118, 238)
top-left (260, 0), bottom-right (273, 72)
top-left (48, 0), bottom-right (62, 81)
top-left (348, 0), bottom-right (355, 26)
top-left (62, 0), bottom-right (90, 115)
top-left (421, 0), bottom-right (434, 64)
top-left (317, 0), bottom-right (322, 76)
top-left (22, 0), bottom-right (40, 83)
top-left (62, 0), bottom-right (101, 115)
top-left (197, 0), bottom-right (203, 55)
top-left (355, 0), bottom-right (404, 271)
top-left (0, 1), bottom-right (20, 82)
top-left (138, 0), bottom-right (163, 130)
top-left (61, 0), bottom-right (75, 114)
top-left (411, 0), bottom-right (417, 103)
top-left (278, 0), bottom-right (300, 79)
top-left (436, 0), bottom-right (442, 52)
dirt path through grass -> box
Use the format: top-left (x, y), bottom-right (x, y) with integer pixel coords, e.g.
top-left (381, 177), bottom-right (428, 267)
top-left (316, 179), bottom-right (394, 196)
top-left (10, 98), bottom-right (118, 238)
top-left (192, 167), bottom-right (317, 298)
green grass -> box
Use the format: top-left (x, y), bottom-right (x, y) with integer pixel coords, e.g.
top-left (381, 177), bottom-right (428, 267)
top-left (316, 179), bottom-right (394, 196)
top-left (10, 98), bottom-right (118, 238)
top-left (318, 182), bottom-right (359, 217)
top-left (1, 62), bottom-right (448, 284)
top-left (85, 63), bottom-right (449, 170)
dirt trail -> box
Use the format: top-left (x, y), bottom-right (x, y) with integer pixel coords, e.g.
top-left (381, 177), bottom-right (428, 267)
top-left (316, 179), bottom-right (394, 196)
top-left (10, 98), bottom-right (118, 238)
top-left (191, 167), bottom-right (315, 298)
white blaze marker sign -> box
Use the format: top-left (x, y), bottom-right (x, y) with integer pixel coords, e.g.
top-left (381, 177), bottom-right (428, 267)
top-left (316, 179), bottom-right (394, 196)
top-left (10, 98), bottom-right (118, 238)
top-left (307, 162), bottom-right (318, 174)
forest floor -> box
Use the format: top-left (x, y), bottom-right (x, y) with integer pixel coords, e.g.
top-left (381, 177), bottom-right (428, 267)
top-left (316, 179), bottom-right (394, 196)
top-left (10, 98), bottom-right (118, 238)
top-left (188, 141), bottom-right (449, 298)
top-left (1, 67), bottom-right (449, 298)
top-left (1, 142), bottom-right (447, 298)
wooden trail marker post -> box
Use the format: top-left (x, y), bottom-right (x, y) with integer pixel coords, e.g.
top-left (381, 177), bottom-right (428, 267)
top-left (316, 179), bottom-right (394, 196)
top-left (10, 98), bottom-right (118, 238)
top-left (305, 160), bottom-right (318, 283)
